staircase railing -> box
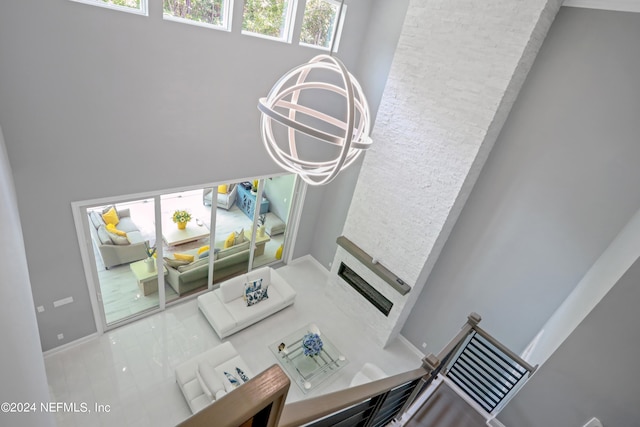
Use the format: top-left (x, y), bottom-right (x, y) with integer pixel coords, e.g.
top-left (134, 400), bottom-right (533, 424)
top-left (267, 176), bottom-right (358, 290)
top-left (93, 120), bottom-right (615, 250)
top-left (177, 313), bottom-right (536, 427)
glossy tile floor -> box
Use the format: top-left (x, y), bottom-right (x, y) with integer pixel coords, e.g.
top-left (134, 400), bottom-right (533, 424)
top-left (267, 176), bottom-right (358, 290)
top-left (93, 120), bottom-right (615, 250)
top-left (45, 257), bottom-right (423, 427)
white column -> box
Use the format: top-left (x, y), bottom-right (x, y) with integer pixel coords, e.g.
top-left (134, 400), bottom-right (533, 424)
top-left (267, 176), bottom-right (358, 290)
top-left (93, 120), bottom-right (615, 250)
top-left (0, 125), bottom-right (55, 426)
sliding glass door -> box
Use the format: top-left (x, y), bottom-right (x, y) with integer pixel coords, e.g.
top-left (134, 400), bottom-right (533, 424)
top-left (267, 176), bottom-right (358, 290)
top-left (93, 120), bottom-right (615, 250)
top-left (78, 173), bottom-right (301, 331)
top-left (87, 198), bottom-right (160, 326)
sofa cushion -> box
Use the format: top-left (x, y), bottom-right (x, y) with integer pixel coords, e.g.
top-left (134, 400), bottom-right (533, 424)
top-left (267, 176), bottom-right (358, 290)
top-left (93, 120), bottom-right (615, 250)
top-left (107, 230), bottom-right (129, 245)
top-left (195, 369), bottom-right (213, 401)
top-left (89, 211), bottom-right (105, 229)
top-left (217, 240), bottom-right (250, 259)
top-left (115, 217), bottom-right (139, 233)
top-left (126, 231), bottom-right (145, 245)
top-left (178, 257), bottom-right (209, 273)
top-left (219, 276), bottom-right (246, 303)
top-left (164, 257), bottom-right (190, 269)
top-left (97, 225), bottom-right (113, 245)
top-left (198, 362), bottom-right (225, 397)
top-left (226, 285), bottom-right (282, 326)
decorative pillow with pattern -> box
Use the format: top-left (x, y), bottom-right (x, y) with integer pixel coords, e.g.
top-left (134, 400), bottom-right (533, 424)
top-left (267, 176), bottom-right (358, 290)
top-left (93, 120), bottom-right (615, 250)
top-left (246, 287), bottom-right (268, 306)
top-left (224, 371), bottom-right (241, 388)
top-left (235, 367), bottom-right (250, 382)
top-left (244, 279), bottom-right (263, 301)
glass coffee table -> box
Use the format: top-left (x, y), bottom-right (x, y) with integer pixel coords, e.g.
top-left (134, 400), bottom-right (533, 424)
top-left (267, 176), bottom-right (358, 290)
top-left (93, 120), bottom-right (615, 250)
top-left (269, 323), bottom-right (348, 393)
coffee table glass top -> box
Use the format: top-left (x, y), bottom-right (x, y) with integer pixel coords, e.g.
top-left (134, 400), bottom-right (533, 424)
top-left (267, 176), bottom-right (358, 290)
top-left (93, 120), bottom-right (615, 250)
top-left (269, 323), bottom-right (348, 393)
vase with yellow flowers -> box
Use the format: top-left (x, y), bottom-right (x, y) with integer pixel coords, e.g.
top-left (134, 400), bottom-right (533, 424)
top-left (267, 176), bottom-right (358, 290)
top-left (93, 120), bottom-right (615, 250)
top-left (172, 210), bottom-right (192, 230)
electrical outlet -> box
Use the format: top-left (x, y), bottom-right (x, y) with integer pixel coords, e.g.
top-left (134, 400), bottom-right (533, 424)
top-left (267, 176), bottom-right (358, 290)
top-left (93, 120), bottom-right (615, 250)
top-left (37, 306), bottom-right (45, 313)
top-left (583, 418), bottom-right (602, 427)
top-left (57, 334), bottom-right (64, 340)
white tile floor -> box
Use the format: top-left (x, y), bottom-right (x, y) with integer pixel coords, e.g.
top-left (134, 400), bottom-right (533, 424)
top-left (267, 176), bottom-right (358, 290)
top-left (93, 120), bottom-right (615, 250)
top-left (45, 257), bottom-right (423, 427)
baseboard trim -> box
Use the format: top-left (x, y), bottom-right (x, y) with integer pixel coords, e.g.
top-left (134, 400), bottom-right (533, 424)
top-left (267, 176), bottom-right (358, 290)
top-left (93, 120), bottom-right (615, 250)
top-left (397, 334), bottom-right (426, 359)
top-left (564, 0), bottom-right (640, 13)
top-left (43, 332), bottom-right (99, 358)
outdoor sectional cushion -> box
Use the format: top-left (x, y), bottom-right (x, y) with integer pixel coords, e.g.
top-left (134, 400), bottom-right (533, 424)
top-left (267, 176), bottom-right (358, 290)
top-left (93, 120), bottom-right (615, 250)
top-left (264, 212), bottom-right (286, 236)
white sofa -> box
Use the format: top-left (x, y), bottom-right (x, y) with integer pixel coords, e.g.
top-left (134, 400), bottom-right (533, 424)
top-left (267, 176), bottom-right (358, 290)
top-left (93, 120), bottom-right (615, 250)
top-left (175, 341), bottom-right (253, 414)
top-left (197, 266), bottom-right (296, 339)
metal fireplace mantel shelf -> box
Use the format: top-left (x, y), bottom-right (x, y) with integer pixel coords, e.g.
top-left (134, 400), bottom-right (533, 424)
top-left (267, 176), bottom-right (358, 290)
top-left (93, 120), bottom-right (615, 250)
top-left (336, 236), bottom-right (411, 296)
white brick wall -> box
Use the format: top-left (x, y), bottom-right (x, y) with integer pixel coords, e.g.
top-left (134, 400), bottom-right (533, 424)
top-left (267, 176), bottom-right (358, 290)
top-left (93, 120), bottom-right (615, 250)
top-left (335, 0), bottom-right (563, 345)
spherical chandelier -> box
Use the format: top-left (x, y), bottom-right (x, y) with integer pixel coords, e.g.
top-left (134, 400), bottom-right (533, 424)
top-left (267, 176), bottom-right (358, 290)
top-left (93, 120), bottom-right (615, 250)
top-left (258, 54), bottom-right (373, 186)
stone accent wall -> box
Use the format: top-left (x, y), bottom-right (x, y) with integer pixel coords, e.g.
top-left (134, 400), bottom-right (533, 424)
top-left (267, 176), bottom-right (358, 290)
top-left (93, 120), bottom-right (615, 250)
top-left (334, 0), bottom-right (563, 345)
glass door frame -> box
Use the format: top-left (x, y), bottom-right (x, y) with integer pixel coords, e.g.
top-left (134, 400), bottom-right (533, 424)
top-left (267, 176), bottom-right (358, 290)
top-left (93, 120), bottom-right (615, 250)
top-left (72, 173), bottom-right (305, 335)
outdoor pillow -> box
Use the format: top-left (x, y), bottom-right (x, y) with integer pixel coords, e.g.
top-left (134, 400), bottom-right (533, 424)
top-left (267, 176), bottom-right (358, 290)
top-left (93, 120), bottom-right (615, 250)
top-left (224, 232), bottom-right (235, 249)
top-left (102, 206), bottom-right (119, 226)
top-left (234, 228), bottom-right (245, 244)
top-left (174, 253), bottom-right (195, 262)
top-left (163, 257), bottom-right (189, 269)
top-left (105, 223), bottom-right (126, 237)
top-left (218, 184), bottom-right (228, 194)
top-left (197, 245), bottom-right (210, 255)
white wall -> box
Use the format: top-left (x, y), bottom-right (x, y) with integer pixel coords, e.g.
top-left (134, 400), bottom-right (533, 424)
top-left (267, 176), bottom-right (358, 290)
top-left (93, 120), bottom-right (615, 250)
top-left (0, 126), bottom-right (54, 427)
top-left (0, 0), bottom-right (385, 350)
top-left (526, 206), bottom-right (640, 366)
top-left (339, 0), bottom-right (563, 345)
top-left (401, 7), bottom-right (640, 355)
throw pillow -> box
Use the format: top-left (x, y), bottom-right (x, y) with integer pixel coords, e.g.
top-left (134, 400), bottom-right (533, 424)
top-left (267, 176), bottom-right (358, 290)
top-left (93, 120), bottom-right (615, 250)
top-left (246, 288), bottom-right (268, 306)
top-left (223, 232), bottom-right (235, 249)
top-left (223, 371), bottom-right (241, 389)
top-left (244, 279), bottom-right (262, 301)
top-left (107, 231), bottom-right (129, 245)
top-left (174, 253), bottom-right (195, 262)
top-left (217, 184), bottom-right (228, 194)
top-left (235, 367), bottom-right (250, 382)
top-left (275, 244), bottom-right (284, 260)
top-left (105, 223), bottom-right (127, 237)
top-left (163, 257), bottom-right (189, 269)
top-left (198, 250), bottom-right (209, 259)
top-left (101, 206), bottom-right (120, 226)
top-left (234, 228), bottom-right (245, 244)
top-left (197, 245), bottom-right (210, 255)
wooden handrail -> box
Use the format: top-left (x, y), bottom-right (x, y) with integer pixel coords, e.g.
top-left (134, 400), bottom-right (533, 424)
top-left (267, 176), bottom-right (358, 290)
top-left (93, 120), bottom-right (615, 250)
top-left (177, 364), bottom-right (290, 427)
top-left (279, 367), bottom-right (428, 427)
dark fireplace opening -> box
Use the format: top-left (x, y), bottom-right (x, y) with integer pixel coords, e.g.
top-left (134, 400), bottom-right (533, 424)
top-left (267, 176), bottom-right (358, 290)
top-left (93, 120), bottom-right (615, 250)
top-left (338, 263), bottom-right (393, 317)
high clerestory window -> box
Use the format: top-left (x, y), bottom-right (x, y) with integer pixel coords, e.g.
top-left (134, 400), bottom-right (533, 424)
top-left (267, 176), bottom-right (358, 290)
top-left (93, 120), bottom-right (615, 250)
top-left (163, 0), bottom-right (233, 30)
top-left (299, 0), bottom-right (345, 51)
top-left (242, 0), bottom-right (298, 42)
top-left (72, 0), bottom-right (148, 15)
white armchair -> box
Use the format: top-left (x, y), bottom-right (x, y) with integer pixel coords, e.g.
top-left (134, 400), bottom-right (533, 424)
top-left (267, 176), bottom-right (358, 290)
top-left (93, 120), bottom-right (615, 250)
top-left (203, 184), bottom-right (238, 210)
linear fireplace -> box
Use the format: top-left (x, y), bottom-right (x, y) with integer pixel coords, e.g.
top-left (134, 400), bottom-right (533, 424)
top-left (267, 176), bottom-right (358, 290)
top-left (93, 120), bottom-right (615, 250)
top-left (338, 262), bottom-right (393, 316)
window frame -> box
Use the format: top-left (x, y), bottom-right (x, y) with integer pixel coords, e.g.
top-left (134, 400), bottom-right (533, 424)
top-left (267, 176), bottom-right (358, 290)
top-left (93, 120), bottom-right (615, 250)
top-left (70, 0), bottom-right (149, 16)
top-left (241, 0), bottom-right (299, 44)
top-left (298, 0), bottom-right (345, 52)
top-left (162, 0), bottom-right (234, 32)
